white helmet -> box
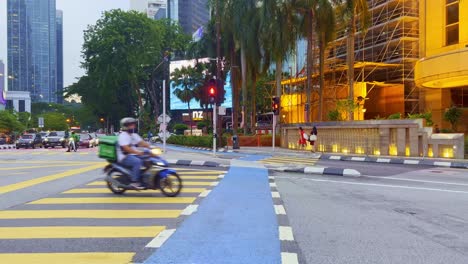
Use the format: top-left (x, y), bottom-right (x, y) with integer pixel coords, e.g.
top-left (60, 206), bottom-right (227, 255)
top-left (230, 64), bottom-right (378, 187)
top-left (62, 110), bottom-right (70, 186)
top-left (120, 117), bottom-right (137, 131)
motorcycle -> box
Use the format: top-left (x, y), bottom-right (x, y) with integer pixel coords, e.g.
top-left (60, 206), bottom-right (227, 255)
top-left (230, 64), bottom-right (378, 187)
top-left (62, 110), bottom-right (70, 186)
top-left (103, 148), bottom-right (182, 197)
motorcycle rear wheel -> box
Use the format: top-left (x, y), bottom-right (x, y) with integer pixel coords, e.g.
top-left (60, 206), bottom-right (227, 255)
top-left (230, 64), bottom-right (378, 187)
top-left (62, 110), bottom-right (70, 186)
top-left (159, 172), bottom-right (182, 197)
top-left (106, 171), bottom-right (127, 194)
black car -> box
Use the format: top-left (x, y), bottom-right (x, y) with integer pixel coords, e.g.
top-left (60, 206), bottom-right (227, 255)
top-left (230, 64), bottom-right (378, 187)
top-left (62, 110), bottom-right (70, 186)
top-left (43, 131), bottom-right (65, 148)
top-left (16, 134), bottom-right (43, 149)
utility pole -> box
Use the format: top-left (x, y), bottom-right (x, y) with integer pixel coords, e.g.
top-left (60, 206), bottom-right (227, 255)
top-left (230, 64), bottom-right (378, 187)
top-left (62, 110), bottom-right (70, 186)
top-left (213, 0), bottom-right (221, 156)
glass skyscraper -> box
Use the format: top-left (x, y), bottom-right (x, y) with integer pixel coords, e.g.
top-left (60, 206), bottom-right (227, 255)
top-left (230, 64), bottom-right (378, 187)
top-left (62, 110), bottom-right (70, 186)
top-left (7, 0), bottom-right (58, 103)
top-left (56, 10), bottom-right (63, 104)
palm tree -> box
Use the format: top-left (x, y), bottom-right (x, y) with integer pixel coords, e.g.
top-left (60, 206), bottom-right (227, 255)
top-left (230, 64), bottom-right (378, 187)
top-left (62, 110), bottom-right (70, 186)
top-left (340, 0), bottom-right (370, 120)
top-left (171, 66), bottom-right (204, 134)
top-left (260, 0), bottom-right (299, 104)
top-left (315, 0), bottom-right (336, 121)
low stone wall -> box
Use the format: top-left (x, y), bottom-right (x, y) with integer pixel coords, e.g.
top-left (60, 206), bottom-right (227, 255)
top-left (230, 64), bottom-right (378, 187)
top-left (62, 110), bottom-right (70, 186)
top-left (281, 120), bottom-right (465, 159)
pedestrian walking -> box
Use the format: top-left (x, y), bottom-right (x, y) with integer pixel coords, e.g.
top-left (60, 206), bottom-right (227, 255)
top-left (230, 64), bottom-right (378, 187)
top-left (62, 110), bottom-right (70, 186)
top-left (309, 126), bottom-right (318, 153)
top-left (298, 127), bottom-right (307, 149)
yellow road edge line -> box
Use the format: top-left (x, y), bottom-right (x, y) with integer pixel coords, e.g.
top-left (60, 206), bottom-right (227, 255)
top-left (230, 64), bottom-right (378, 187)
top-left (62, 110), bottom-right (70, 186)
top-left (0, 163), bottom-right (105, 195)
top-left (28, 197), bottom-right (196, 204)
top-left (62, 187), bottom-right (206, 194)
top-left (0, 226), bottom-right (165, 239)
top-left (0, 163), bottom-right (91, 171)
top-left (0, 210), bottom-right (181, 219)
top-left (0, 253), bottom-right (135, 264)
top-left (87, 181), bottom-right (213, 186)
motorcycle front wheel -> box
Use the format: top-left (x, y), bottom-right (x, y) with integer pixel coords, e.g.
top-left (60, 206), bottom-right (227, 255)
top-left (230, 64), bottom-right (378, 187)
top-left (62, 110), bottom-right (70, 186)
top-left (106, 171), bottom-right (127, 194)
top-left (159, 172), bottom-right (182, 197)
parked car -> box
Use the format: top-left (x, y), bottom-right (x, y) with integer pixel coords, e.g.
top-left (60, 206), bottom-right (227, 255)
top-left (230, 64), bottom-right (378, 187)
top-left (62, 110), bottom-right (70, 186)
top-left (78, 133), bottom-right (93, 148)
top-left (16, 134), bottom-right (43, 149)
top-left (43, 131), bottom-right (65, 148)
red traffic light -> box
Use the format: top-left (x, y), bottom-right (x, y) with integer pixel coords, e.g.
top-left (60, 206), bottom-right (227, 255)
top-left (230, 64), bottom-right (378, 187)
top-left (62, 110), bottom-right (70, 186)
top-left (209, 87), bottom-right (216, 96)
top-left (272, 96), bottom-right (280, 115)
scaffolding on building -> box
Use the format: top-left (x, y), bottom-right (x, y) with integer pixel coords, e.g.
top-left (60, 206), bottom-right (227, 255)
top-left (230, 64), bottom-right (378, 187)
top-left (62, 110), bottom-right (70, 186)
top-left (279, 0), bottom-right (420, 122)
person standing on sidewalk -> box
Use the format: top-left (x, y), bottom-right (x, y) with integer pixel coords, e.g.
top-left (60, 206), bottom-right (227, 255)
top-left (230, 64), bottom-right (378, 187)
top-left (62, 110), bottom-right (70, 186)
top-left (309, 126), bottom-right (318, 153)
top-left (298, 127), bottom-right (307, 149)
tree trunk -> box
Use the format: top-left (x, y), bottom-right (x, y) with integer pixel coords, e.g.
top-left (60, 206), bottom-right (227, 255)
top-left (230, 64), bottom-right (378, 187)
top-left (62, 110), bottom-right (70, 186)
top-left (188, 103), bottom-right (192, 135)
top-left (241, 45), bottom-right (248, 134)
top-left (306, 10), bottom-right (314, 123)
top-left (318, 33), bottom-right (326, 121)
top-left (251, 70), bottom-right (257, 132)
top-left (275, 59), bottom-right (282, 100)
top-left (347, 11), bottom-right (356, 121)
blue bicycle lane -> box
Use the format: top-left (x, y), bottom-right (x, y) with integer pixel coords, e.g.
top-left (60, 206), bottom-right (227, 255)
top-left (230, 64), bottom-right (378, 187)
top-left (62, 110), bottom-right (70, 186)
top-left (143, 155), bottom-right (281, 264)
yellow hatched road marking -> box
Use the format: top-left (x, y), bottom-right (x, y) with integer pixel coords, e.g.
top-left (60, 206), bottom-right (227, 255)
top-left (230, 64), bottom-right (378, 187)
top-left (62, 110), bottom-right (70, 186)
top-left (0, 160), bottom-right (99, 164)
top-left (63, 187), bottom-right (206, 194)
top-left (87, 181), bottom-right (212, 186)
top-left (29, 197), bottom-right (196, 204)
top-left (0, 253), bottom-right (135, 264)
top-left (0, 226), bottom-right (165, 239)
top-left (0, 163), bottom-right (89, 171)
top-left (0, 163), bottom-right (105, 194)
top-left (180, 176), bottom-right (218, 180)
top-left (0, 210), bottom-right (181, 219)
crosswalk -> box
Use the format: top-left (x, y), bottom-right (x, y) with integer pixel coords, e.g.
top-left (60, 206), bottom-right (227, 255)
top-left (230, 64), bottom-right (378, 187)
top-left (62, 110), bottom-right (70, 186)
top-left (0, 168), bottom-right (226, 264)
top-left (260, 156), bottom-right (318, 167)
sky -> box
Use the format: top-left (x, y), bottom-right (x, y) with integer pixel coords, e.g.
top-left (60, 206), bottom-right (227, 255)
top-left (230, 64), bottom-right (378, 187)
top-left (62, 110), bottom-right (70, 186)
top-left (0, 0), bottom-right (130, 90)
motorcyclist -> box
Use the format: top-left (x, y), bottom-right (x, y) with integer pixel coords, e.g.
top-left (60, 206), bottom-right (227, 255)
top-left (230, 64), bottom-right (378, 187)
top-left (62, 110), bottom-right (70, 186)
top-left (117, 117), bottom-right (153, 189)
top-left (66, 131), bottom-right (80, 152)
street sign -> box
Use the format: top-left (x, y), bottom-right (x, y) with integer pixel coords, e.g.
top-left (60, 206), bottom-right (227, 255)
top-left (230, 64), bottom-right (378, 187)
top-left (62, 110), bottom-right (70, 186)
top-left (159, 123), bottom-right (167, 132)
top-left (38, 117), bottom-right (44, 128)
top-left (218, 106), bottom-right (226, 116)
top-left (158, 131), bottom-right (172, 139)
top-left (157, 113), bottom-right (171, 124)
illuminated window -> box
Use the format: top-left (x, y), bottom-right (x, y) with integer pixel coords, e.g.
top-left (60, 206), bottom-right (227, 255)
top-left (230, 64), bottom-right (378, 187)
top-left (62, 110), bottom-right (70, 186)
top-left (445, 0), bottom-right (459, 46)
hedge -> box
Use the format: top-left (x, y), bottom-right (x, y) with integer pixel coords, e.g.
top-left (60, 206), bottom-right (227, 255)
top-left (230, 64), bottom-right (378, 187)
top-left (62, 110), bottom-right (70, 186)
top-left (167, 135), bottom-right (228, 148)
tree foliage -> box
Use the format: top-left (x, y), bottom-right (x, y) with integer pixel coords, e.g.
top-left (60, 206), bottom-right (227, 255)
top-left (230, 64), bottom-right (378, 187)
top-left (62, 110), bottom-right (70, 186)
top-left (0, 111), bottom-right (24, 134)
top-left (66, 10), bottom-right (190, 129)
top-left (444, 106), bottom-right (463, 131)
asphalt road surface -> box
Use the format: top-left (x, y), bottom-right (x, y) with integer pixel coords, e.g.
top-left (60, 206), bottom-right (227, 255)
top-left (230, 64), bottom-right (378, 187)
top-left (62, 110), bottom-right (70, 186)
top-left (0, 147), bottom-right (226, 264)
top-left (274, 166), bottom-right (468, 264)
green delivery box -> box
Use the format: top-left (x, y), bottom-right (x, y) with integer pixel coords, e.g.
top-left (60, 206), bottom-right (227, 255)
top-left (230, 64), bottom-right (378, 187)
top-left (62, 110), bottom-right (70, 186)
top-left (98, 136), bottom-right (118, 162)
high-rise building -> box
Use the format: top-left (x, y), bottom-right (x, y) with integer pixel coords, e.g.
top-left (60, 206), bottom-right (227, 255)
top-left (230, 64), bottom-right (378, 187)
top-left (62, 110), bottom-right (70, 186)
top-left (131, 0), bottom-right (167, 20)
top-left (0, 60), bottom-right (5, 93)
top-left (7, 0), bottom-right (58, 103)
top-left (56, 10), bottom-right (63, 104)
top-left (177, 0), bottom-right (210, 35)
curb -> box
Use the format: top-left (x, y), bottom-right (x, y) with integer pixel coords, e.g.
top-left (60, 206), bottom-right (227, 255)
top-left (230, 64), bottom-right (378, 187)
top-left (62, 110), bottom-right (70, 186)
top-left (273, 166), bottom-right (361, 177)
top-left (320, 154), bottom-right (468, 169)
top-left (0, 145), bottom-right (15, 150)
top-left (166, 159), bottom-right (221, 167)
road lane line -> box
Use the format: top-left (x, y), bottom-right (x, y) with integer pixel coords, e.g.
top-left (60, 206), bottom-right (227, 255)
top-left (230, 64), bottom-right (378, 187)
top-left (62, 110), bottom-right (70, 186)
top-left (198, 190), bottom-right (211, 197)
top-left (274, 205), bottom-right (286, 215)
top-left (279, 226), bottom-right (295, 241)
top-left (365, 175), bottom-right (468, 187)
top-left (281, 252), bottom-right (299, 264)
top-left (28, 197), bottom-right (196, 204)
top-left (180, 205), bottom-right (199, 216)
top-left (86, 181), bottom-right (213, 186)
top-left (271, 191), bottom-right (281, 198)
top-left (0, 226), bottom-right (165, 239)
top-left (0, 163), bottom-right (89, 171)
top-left (62, 187), bottom-right (206, 194)
top-left (0, 210), bottom-right (181, 219)
top-left (146, 229), bottom-right (176, 248)
top-left (0, 163), bottom-right (104, 195)
top-left (0, 253), bottom-right (135, 264)
top-left (285, 177), bottom-right (468, 194)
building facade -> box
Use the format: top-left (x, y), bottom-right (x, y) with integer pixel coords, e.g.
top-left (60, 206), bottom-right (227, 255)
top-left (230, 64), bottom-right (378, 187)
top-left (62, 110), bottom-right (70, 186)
top-left (415, 0), bottom-right (468, 132)
top-left (177, 0), bottom-right (210, 35)
top-left (4, 91), bottom-right (32, 113)
top-left (0, 60), bottom-right (5, 95)
top-left (7, 0), bottom-right (58, 103)
top-left (131, 0), bottom-right (167, 20)
top-left (56, 10), bottom-right (63, 104)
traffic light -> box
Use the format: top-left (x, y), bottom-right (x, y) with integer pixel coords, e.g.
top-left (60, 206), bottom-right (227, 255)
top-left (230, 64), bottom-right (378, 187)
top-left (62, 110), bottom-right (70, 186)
top-left (272, 96), bottom-right (280, 115)
top-left (208, 79), bottom-right (217, 104)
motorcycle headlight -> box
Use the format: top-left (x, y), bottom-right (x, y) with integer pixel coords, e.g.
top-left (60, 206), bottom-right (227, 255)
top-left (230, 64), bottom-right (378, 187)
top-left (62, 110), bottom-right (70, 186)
top-left (44, 138), bottom-right (49, 142)
top-left (15, 140), bottom-right (18, 144)
top-left (60, 137), bottom-right (65, 142)
top-left (151, 148), bottom-right (162, 155)
top-left (29, 140), bottom-right (33, 144)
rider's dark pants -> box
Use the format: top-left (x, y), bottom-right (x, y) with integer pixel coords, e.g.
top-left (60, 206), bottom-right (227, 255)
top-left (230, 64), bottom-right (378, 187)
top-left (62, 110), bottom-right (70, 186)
top-left (121, 155), bottom-right (143, 182)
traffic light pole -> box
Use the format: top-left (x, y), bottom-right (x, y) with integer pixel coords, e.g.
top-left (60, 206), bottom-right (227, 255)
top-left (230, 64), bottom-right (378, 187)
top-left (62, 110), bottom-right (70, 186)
top-left (163, 80), bottom-right (167, 153)
top-left (213, 104), bottom-right (217, 156)
top-left (272, 115), bottom-right (276, 151)
top-left (214, 0), bottom-right (221, 156)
